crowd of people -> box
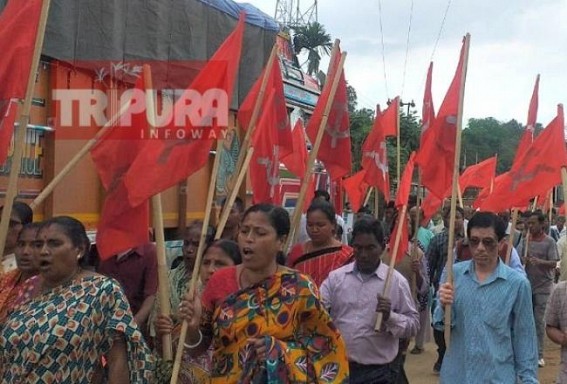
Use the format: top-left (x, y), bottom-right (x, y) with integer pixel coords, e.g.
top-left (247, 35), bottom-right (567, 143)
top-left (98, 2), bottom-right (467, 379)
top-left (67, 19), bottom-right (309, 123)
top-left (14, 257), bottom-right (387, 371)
top-left (0, 193), bottom-right (567, 383)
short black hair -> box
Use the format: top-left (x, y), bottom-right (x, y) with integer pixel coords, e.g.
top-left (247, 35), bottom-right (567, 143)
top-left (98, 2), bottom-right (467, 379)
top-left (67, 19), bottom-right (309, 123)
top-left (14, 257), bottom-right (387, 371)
top-left (242, 204), bottom-right (290, 239)
top-left (220, 196), bottom-right (245, 213)
top-left (467, 212), bottom-right (506, 241)
top-left (357, 205), bottom-right (372, 215)
top-left (40, 216), bottom-right (90, 252)
top-left (351, 217), bottom-right (385, 247)
top-left (529, 210), bottom-right (546, 223)
top-left (204, 239), bottom-right (242, 265)
top-left (185, 220), bottom-right (215, 245)
top-left (442, 205), bottom-right (464, 219)
top-left (313, 189), bottom-right (331, 202)
top-left (3, 201), bottom-right (33, 225)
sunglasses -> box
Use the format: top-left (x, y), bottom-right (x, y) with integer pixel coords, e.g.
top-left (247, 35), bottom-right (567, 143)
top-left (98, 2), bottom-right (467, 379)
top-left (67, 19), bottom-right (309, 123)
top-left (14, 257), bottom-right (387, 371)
top-left (468, 237), bottom-right (498, 249)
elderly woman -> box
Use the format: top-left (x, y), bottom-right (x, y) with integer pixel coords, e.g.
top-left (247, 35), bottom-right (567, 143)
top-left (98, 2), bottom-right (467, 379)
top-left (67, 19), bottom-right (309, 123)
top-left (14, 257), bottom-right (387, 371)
top-left (0, 216), bottom-right (154, 382)
top-left (179, 204), bottom-right (349, 383)
top-left (287, 201), bottom-right (353, 286)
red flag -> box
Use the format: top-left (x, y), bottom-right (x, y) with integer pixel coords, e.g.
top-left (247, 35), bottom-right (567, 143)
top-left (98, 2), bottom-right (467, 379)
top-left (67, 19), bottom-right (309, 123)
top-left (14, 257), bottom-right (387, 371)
top-left (362, 105), bottom-right (390, 201)
top-left (382, 96), bottom-right (400, 137)
top-left (459, 156), bottom-right (497, 192)
top-left (421, 192), bottom-right (443, 223)
top-left (281, 119), bottom-right (307, 178)
top-left (514, 75), bottom-right (539, 163)
top-left (249, 91), bottom-right (280, 204)
top-left (473, 172), bottom-right (506, 209)
top-left (306, 51), bottom-right (352, 180)
top-left (0, 0), bottom-right (43, 163)
top-left (480, 105), bottom-right (567, 212)
top-left (238, 55), bottom-right (292, 157)
top-left (343, 170), bottom-right (369, 212)
top-left (124, 13), bottom-right (245, 207)
top-left (421, 62), bottom-right (436, 141)
top-left (91, 77), bottom-right (149, 259)
top-left (389, 152), bottom-right (416, 263)
top-left (416, 37), bottom-right (467, 199)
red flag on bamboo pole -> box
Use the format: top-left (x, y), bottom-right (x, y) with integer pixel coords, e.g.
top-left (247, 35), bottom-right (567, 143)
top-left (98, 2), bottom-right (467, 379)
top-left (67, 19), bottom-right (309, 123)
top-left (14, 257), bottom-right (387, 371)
top-left (480, 105), bottom-right (567, 212)
top-left (249, 91), bottom-right (280, 204)
top-left (416, 38), bottom-right (467, 199)
top-left (238, 53), bottom-right (292, 158)
top-left (305, 48), bottom-right (352, 181)
top-left (124, 13), bottom-right (245, 207)
top-left (389, 152), bottom-right (416, 263)
top-left (382, 96), bottom-right (400, 137)
top-left (344, 170), bottom-right (369, 212)
top-left (91, 78), bottom-right (149, 259)
top-left (362, 105), bottom-right (391, 201)
top-left (514, 75), bottom-right (539, 163)
top-left (459, 156), bottom-right (497, 192)
top-left (281, 119), bottom-right (308, 179)
top-left (0, 0), bottom-right (43, 164)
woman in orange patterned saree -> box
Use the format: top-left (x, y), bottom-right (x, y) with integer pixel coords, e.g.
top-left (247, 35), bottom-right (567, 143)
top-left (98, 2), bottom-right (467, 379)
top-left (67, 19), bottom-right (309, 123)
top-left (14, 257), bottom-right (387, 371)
top-left (179, 204), bottom-right (349, 383)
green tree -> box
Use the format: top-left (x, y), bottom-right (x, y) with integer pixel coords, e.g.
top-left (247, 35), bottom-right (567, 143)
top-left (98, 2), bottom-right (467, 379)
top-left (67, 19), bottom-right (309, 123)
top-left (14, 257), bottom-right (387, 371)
top-left (292, 22), bottom-right (333, 76)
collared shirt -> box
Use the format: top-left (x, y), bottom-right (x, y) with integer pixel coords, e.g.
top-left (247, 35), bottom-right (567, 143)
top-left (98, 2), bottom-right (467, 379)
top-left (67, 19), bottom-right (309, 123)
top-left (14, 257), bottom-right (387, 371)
top-left (433, 260), bottom-right (538, 384)
top-left (97, 243), bottom-right (158, 314)
top-left (320, 261), bottom-right (419, 365)
top-left (544, 281), bottom-right (567, 382)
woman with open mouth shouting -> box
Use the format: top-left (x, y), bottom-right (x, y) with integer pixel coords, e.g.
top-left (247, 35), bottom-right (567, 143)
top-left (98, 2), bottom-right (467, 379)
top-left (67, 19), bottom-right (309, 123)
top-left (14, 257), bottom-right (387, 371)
top-left (0, 216), bottom-right (155, 383)
top-left (179, 203), bottom-right (350, 383)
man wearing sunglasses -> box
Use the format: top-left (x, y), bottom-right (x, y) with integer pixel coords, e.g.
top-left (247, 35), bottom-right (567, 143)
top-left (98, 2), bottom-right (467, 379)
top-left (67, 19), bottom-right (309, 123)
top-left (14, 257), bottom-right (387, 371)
top-left (434, 212), bottom-right (538, 383)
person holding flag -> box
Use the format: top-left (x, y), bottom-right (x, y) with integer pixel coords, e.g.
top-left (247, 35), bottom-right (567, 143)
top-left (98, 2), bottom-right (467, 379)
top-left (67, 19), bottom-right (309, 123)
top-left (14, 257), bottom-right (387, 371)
top-left (320, 217), bottom-right (419, 383)
top-left (434, 212), bottom-right (538, 383)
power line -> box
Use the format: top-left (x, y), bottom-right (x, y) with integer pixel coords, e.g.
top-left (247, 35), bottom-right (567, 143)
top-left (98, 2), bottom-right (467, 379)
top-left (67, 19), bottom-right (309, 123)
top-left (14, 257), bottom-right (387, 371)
top-left (400, 0), bottom-right (414, 97)
top-left (429, 0), bottom-right (452, 62)
top-left (378, 0), bottom-right (389, 97)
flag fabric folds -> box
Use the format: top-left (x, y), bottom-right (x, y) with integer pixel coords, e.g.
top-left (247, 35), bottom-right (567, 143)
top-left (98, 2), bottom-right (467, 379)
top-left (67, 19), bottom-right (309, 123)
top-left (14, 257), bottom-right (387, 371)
top-left (362, 106), bottom-right (390, 201)
top-left (91, 77), bottom-right (149, 259)
top-left (281, 119), bottom-right (308, 179)
top-left (124, 13), bottom-right (245, 207)
top-left (249, 91), bottom-right (280, 204)
top-left (305, 50), bottom-right (352, 181)
top-left (0, 0), bottom-right (43, 164)
top-left (480, 105), bottom-right (567, 212)
top-left (343, 170), bottom-right (369, 212)
top-left (238, 54), bottom-right (292, 158)
top-left (381, 96), bottom-right (400, 137)
top-left (421, 62), bottom-right (436, 141)
top-left (416, 38), bottom-right (467, 199)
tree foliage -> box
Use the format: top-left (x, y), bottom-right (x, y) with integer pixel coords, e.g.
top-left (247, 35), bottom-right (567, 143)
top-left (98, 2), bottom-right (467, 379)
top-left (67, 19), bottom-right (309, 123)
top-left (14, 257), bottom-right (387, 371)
top-left (292, 22), bottom-right (333, 76)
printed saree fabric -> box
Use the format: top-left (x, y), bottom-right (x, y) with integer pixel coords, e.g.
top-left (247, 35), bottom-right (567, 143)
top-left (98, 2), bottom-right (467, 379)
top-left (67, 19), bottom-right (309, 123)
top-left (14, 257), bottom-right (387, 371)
top-left (0, 274), bottom-right (155, 383)
top-left (201, 266), bottom-right (349, 383)
top-left (287, 244), bottom-right (354, 287)
top-left (0, 270), bottom-right (21, 323)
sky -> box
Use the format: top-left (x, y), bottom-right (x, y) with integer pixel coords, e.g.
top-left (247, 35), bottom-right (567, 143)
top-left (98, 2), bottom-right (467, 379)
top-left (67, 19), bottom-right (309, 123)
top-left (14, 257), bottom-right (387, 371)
top-left (242, 0), bottom-right (566, 127)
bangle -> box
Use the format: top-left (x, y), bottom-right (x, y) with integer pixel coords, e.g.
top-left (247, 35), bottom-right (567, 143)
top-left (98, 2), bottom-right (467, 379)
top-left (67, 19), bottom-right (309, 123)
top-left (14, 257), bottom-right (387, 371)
top-left (184, 330), bottom-right (203, 349)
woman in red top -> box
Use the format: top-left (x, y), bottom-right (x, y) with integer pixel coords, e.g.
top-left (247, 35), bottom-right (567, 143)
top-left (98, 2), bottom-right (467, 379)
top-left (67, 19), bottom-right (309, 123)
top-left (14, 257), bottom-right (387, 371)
top-left (287, 201), bottom-right (353, 286)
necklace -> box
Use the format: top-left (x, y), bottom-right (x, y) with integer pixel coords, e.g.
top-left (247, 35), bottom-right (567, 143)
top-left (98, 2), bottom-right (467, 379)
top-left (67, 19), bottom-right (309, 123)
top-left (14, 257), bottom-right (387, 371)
top-left (41, 267), bottom-right (82, 292)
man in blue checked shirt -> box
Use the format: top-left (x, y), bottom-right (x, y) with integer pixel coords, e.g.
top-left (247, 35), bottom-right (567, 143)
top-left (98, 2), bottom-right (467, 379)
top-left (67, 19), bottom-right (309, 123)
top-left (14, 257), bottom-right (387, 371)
top-left (434, 211), bottom-right (538, 383)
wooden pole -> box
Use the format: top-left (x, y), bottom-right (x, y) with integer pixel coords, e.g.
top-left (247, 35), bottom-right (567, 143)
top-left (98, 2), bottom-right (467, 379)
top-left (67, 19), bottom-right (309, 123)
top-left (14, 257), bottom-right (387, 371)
top-left (285, 43), bottom-right (345, 250)
top-left (444, 33), bottom-right (471, 348)
top-left (215, 148), bottom-right (255, 239)
top-left (561, 168), bottom-right (567, 231)
top-left (171, 139), bottom-right (224, 384)
top-left (0, 0), bottom-right (53, 265)
top-left (363, 187), bottom-right (373, 207)
top-left (456, 180), bottom-right (464, 208)
top-left (396, 108), bottom-right (401, 194)
top-left (374, 188), bottom-right (380, 219)
top-left (505, 209), bottom-right (518, 265)
top-left (375, 204), bottom-right (407, 330)
top-left (30, 98), bottom-right (133, 210)
top-left (548, 189), bottom-right (554, 223)
top-left (411, 171), bottom-right (423, 297)
top-left (142, 65), bottom-right (173, 361)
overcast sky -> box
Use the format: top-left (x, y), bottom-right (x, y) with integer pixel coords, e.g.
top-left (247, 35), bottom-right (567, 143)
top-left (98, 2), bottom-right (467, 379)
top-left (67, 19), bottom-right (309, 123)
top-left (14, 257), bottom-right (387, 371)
top-left (242, 0), bottom-right (566, 127)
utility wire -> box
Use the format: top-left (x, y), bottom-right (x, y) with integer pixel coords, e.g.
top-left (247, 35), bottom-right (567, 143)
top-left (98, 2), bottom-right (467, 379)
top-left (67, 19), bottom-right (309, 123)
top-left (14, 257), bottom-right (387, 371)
top-left (429, 0), bottom-right (452, 62)
top-left (400, 0), bottom-right (414, 97)
top-left (378, 0), bottom-right (389, 97)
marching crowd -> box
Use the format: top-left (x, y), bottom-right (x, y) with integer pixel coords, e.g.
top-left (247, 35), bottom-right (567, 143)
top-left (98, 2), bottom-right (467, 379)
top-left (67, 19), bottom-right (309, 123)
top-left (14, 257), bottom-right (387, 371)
top-left (0, 193), bottom-right (566, 383)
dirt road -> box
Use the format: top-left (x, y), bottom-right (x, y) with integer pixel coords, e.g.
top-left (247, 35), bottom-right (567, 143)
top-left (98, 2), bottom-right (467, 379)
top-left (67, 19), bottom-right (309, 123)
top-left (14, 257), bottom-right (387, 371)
top-left (405, 339), bottom-right (561, 383)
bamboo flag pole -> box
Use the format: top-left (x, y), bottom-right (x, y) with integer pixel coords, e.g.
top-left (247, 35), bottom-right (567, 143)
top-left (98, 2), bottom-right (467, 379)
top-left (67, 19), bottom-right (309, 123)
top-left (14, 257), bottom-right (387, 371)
top-left (171, 138), bottom-right (224, 384)
top-left (374, 188), bottom-right (380, 219)
top-left (363, 187), bottom-right (374, 207)
top-left (375, 204), bottom-right (408, 330)
top-left (142, 65), bottom-right (173, 360)
top-left (285, 43), bottom-right (345, 250)
top-left (456, 180), bottom-right (464, 208)
top-left (30, 98), bottom-right (133, 210)
top-left (215, 148), bottom-right (255, 239)
top-left (411, 172), bottom-right (423, 297)
top-left (444, 34), bottom-right (471, 348)
top-left (548, 189), bottom-right (554, 222)
top-left (0, 0), bottom-right (52, 264)
top-left (505, 209), bottom-right (519, 265)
